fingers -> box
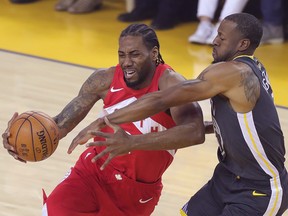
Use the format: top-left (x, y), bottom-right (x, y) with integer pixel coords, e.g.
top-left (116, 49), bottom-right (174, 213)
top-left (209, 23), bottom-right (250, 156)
top-left (69, 130), bottom-right (112, 153)
top-left (68, 134), bottom-right (84, 154)
top-left (100, 155), bottom-right (113, 170)
top-left (68, 119), bottom-right (105, 154)
top-left (91, 149), bottom-right (107, 163)
top-left (68, 135), bottom-right (84, 154)
top-left (88, 131), bottom-right (110, 139)
top-left (8, 150), bottom-right (26, 163)
top-left (68, 139), bottom-right (77, 154)
top-left (90, 149), bottom-right (113, 171)
top-left (86, 140), bottom-right (106, 147)
top-left (2, 132), bottom-right (15, 151)
top-left (104, 117), bottom-right (121, 132)
top-left (2, 112), bottom-right (19, 152)
top-left (2, 112), bottom-right (26, 163)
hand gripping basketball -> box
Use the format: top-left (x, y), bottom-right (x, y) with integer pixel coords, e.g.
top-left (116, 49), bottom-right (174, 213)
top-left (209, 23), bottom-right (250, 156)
top-left (7, 111), bottom-right (60, 162)
top-left (2, 112), bottom-right (25, 162)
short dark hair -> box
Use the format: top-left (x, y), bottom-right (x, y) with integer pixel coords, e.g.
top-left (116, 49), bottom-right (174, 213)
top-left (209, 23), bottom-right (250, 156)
top-left (120, 24), bottom-right (164, 65)
top-left (224, 13), bottom-right (263, 49)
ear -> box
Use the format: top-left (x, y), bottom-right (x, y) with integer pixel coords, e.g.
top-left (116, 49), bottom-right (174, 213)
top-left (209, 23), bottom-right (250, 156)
top-left (151, 46), bottom-right (159, 61)
top-left (238, 39), bottom-right (250, 51)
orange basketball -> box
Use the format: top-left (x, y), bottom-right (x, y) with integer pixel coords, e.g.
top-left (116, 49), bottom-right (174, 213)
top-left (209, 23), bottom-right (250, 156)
top-left (8, 111), bottom-right (59, 162)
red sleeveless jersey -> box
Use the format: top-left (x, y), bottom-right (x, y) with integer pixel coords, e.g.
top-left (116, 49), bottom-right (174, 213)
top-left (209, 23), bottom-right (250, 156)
top-left (95, 64), bottom-right (176, 183)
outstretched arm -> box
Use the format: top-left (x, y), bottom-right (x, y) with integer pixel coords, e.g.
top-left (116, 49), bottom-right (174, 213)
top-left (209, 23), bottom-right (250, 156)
top-left (105, 61), bottom-right (247, 124)
top-left (106, 68), bottom-right (219, 124)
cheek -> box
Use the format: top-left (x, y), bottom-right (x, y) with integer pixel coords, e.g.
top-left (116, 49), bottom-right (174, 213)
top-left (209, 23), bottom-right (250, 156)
top-left (118, 57), bottom-right (126, 66)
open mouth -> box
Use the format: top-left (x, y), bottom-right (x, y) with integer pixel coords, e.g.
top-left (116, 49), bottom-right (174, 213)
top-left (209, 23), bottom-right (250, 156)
top-left (124, 69), bottom-right (136, 79)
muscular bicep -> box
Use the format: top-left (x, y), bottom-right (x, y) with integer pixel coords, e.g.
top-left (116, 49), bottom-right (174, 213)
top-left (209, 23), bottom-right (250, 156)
top-left (193, 64), bottom-right (236, 99)
top-left (162, 63), bottom-right (241, 107)
top-left (196, 61), bottom-right (259, 112)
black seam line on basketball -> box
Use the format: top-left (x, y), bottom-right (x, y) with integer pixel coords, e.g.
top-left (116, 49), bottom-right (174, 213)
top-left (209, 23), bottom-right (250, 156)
top-left (38, 113), bottom-right (58, 131)
top-left (27, 119), bottom-right (37, 161)
top-left (36, 112), bottom-right (59, 130)
top-left (30, 114), bottom-right (54, 159)
top-left (36, 112), bottom-right (55, 125)
top-left (14, 118), bottom-right (29, 158)
top-left (36, 112), bottom-right (59, 144)
top-left (26, 112), bottom-right (35, 118)
top-left (23, 112), bottom-right (37, 161)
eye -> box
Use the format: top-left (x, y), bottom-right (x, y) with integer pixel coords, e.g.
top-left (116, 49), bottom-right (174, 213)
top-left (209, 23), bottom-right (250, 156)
top-left (217, 35), bottom-right (224, 41)
top-left (118, 53), bottom-right (125, 58)
top-left (215, 32), bottom-right (224, 41)
top-left (131, 53), bottom-right (140, 58)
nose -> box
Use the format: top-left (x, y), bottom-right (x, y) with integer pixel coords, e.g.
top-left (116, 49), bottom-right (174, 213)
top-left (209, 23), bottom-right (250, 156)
top-left (122, 56), bottom-right (133, 67)
top-left (212, 36), bottom-right (219, 46)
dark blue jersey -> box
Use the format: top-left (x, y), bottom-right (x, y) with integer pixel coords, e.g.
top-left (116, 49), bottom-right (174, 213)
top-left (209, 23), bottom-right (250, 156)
top-left (211, 56), bottom-right (285, 180)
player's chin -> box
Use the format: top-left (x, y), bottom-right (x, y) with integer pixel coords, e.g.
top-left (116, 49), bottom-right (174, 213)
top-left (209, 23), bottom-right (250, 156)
top-left (124, 78), bottom-right (139, 88)
top-left (124, 74), bottom-right (136, 81)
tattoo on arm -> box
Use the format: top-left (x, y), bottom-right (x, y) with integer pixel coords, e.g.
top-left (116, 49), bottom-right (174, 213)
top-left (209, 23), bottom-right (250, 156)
top-left (83, 72), bottom-right (107, 91)
top-left (54, 69), bottom-right (110, 136)
top-left (240, 71), bottom-right (259, 104)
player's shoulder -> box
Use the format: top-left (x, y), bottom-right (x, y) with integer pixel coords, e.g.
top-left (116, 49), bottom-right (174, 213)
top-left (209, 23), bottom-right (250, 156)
top-left (159, 67), bottom-right (186, 90)
top-left (92, 66), bottom-right (116, 76)
top-left (89, 66), bottom-right (115, 82)
top-left (163, 67), bottom-right (186, 79)
top-left (206, 61), bottom-right (238, 70)
top-left (206, 60), bottom-right (251, 76)
top-left (82, 66), bottom-right (116, 94)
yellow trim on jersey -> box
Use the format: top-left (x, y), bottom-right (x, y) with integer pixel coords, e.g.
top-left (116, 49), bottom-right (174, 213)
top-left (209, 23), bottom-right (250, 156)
top-left (233, 55), bottom-right (254, 60)
top-left (237, 112), bottom-right (282, 216)
top-left (180, 209), bottom-right (188, 216)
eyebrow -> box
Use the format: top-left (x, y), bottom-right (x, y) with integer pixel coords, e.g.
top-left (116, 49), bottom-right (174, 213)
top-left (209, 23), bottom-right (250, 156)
top-left (118, 50), bottom-right (141, 54)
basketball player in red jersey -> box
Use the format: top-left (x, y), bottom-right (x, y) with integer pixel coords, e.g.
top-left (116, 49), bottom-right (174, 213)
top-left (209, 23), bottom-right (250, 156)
top-left (2, 24), bottom-right (211, 215)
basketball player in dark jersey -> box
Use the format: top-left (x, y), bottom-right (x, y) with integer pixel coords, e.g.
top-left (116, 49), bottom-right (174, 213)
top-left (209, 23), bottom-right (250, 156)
top-left (2, 24), bottom-right (209, 215)
top-left (71, 13), bottom-right (288, 215)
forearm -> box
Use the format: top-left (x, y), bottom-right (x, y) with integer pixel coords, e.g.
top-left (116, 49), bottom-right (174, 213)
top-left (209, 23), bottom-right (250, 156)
top-left (54, 115), bottom-right (83, 140)
top-left (54, 98), bottom-right (94, 139)
top-left (129, 123), bottom-right (205, 151)
top-left (107, 91), bottom-right (168, 124)
top-left (106, 80), bottom-right (204, 125)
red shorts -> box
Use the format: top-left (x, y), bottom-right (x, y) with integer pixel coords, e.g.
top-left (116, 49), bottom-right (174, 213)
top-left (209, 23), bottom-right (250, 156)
top-left (42, 147), bottom-right (163, 216)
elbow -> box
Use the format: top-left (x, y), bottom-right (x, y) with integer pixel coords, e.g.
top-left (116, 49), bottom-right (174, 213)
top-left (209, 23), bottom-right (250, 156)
top-left (187, 131), bottom-right (205, 146)
top-left (186, 123), bottom-right (206, 146)
top-left (195, 122), bottom-right (206, 144)
top-left (197, 132), bottom-right (205, 144)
